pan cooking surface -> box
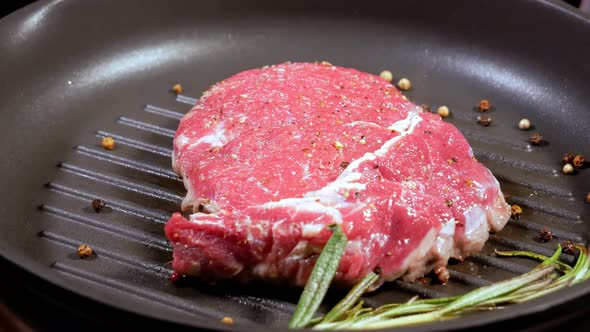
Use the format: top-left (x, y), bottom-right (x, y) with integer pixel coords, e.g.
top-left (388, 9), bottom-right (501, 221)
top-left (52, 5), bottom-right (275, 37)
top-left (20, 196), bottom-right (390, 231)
top-left (1, 0), bottom-right (589, 330)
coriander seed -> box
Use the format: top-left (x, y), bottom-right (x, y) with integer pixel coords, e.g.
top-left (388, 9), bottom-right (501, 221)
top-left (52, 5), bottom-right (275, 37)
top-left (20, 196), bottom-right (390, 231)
top-left (437, 106), bottom-right (450, 118)
top-left (398, 78), bottom-right (411, 91)
top-left (221, 317), bottom-right (234, 324)
top-left (511, 204), bottom-right (522, 220)
top-left (101, 136), bottom-right (115, 150)
top-left (77, 244), bottom-right (93, 258)
top-left (172, 83), bottom-right (183, 94)
top-left (518, 118), bottom-right (531, 130)
top-left (379, 70), bottom-right (393, 82)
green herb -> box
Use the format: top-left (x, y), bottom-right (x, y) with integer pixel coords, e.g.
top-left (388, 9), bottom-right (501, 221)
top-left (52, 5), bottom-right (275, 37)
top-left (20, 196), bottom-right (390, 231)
top-left (288, 224), bottom-right (348, 329)
top-left (320, 271), bottom-right (379, 324)
top-left (289, 239), bottom-right (590, 330)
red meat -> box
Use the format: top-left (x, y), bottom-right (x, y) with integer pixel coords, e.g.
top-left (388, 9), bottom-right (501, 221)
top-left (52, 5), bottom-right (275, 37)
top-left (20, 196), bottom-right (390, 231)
top-left (165, 62), bottom-right (510, 288)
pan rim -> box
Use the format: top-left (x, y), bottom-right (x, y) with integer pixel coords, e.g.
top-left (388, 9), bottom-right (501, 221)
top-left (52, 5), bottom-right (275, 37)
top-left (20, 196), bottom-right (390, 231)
top-left (1, 0), bottom-right (590, 330)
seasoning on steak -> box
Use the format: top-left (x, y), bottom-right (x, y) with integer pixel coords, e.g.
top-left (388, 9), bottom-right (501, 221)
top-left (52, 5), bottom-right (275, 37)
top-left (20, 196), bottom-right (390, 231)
top-left (165, 62), bottom-right (511, 289)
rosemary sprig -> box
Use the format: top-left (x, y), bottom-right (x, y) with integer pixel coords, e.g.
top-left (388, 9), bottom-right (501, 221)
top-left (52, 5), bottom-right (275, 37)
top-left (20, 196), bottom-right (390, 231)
top-left (320, 271), bottom-right (379, 324)
top-left (289, 237), bottom-right (590, 330)
top-left (288, 224), bottom-right (348, 329)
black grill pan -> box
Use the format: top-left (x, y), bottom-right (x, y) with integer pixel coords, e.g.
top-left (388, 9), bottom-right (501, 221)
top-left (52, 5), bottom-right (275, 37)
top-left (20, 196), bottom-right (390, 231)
top-left (1, 0), bottom-right (590, 330)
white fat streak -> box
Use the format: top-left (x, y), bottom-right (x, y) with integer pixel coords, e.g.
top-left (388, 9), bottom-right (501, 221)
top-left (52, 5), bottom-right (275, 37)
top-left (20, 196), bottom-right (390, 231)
top-left (345, 121), bottom-right (383, 129)
top-left (248, 176), bottom-right (273, 194)
top-left (176, 134), bottom-right (190, 149)
top-left (262, 198), bottom-right (343, 223)
top-left (187, 122), bottom-right (227, 149)
top-left (339, 108), bottom-right (422, 179)
top-left (181, 176), bottom-right (196, 211)
top-left (187, 213), bottom-right (224, 226)
top-left (259, 108), bottom-right (423, 232)
top-left (302, 224), bottom-right (325, 237)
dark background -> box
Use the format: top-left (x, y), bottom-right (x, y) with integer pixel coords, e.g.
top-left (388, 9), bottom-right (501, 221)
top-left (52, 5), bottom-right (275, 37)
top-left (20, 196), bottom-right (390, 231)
top-left (0, 0), bottom-right (585, 18)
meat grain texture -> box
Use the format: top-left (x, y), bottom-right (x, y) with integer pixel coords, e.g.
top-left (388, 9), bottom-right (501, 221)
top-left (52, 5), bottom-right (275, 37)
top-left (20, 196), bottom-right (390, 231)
top-left (165, 62), bottom-right (511, 289)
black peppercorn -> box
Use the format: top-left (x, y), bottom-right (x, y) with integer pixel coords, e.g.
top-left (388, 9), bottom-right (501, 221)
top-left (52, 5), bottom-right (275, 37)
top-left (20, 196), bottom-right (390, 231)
top-left (92, 198), bottom-right (106, 213)
top-left (529, 133), bottom-right (543, 145)
top-left (561, 240), bottom-right (575, 255)
top-left (477, 115), bottom-right (492, 126)
top-left (539, 228), bottom-right (553, 243)
top-left (562, 153), bottom-right (574, 165)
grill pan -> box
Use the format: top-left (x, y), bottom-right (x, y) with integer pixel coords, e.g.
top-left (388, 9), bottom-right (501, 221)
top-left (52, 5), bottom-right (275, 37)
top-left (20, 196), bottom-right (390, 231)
top-left (1, 0), bottom-right (590, 330)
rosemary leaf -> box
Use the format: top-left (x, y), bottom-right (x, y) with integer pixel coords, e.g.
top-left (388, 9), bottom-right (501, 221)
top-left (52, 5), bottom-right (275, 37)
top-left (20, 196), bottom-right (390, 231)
top-left (320, 272), bottom-right (379, 324)
top-left (495, 245), bottom-right (572, 273)
top-left (438, 265), bottom-right (554, 315)
top-left (288, 224), bottom-right (348, 329)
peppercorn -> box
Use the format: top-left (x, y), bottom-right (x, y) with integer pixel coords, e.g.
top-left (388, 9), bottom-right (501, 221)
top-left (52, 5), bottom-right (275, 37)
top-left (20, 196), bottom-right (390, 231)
top-left (586, 192), bottom-right (590, 203)
top-left (563, 163), bottom-right (574, 175)
top-left (529, 133), bottom-right (543, 145)
top-left (518, 118), bottom-right (531, 130)
top-left (445, 199), bottom-right (454, 208)
top-left (340, 161), bottom-right (350, 169)
top-left (477, 114), bottom-right (492, 126)
top-left (478, 99), bottom-right (490, 111)
top-left (172, 83), bottom-right (183, 94)
top-left (511, 204), bottom-right (522, 220)
top-left (92, 198), bottom-right (106, 212)
top-left (539, 228), bottom-right (553, 243)
top-left (562, 153), bottom-right (575, 165)
top-left (379, 70), bottom-right (393, 82)
top-left (77, 244), bottom-right (93, 258)
top-left (221, 317), bottom-right (234, 325)
top-left (573, 155), bottom-right (585, 167)
top-left (398, 78), bottom-right (411, 91)
top-left (561, 240), bottom-right (575, 255)
top-left (421, 104), bottom-right (431, 112)
top-left (101, 136), bottom-right (115, 150)
top-left (504, 194), bottom-right (512, 202)
top-left (437, 106), bottom-right (450, 118)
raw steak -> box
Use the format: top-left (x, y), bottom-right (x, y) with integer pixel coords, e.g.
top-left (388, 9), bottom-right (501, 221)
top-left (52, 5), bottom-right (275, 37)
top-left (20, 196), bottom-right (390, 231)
top-left (165, 62), bottom-right (510, 288)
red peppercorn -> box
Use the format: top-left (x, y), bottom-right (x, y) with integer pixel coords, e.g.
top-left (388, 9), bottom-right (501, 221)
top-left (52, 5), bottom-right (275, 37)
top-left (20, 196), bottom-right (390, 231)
top-left (478, 99), bottom-right (491, 111)
top-left (573, 155), bottom-right (585, 167)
